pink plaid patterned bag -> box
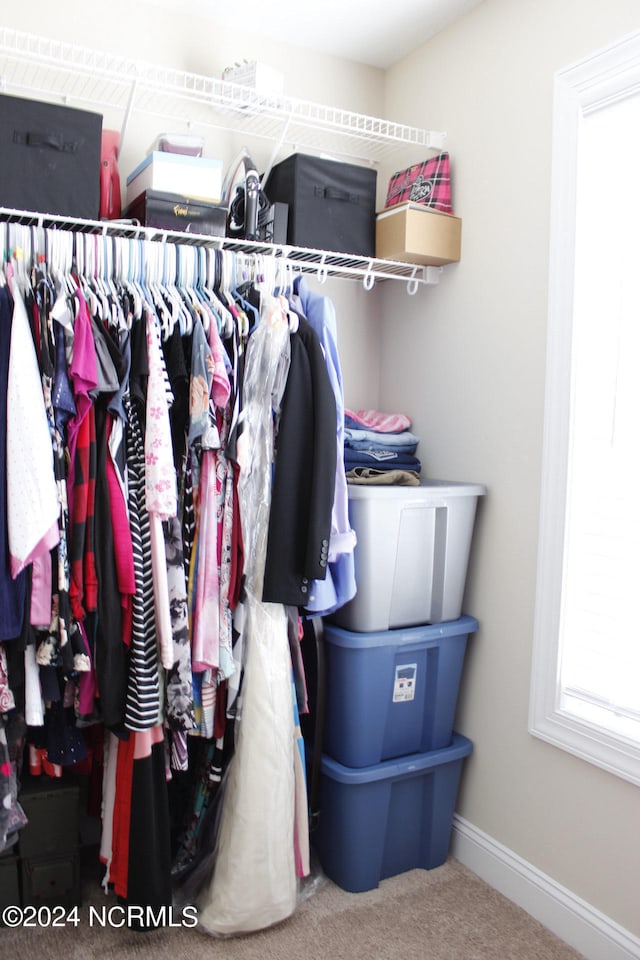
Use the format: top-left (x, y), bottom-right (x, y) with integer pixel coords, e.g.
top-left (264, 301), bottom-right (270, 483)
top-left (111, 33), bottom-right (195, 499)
top-left (385, 152), bottom-right (452, 213)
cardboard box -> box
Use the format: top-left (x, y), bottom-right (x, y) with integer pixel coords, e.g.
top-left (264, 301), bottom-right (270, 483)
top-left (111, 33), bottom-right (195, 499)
top-left (375, 202), bottom-right (461, 265)
top-left (126, 151), bottom-right (223, 207)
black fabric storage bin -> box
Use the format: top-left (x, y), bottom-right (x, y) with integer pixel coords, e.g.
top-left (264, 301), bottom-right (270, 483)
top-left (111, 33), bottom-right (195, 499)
top-left (21, 852), bottom-right (81, 908)
top-left (0, 854), bottom-right (20, 913)
top-left (18, 778), bottom-right (80, 859)
top-left (264, 153), bottom-right (377, 256)
top-left (0, 94), bottom-right (102, 220)
top-left (125, 189), bottom-right (228, 236)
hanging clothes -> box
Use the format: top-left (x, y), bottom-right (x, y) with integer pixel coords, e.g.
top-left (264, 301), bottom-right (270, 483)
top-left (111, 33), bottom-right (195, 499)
top-left (196, 294), bottom-right (299, 936)
top-left (261, 313), bottom-right (337, 607)
top-left (6, 272), bottom-right (60, 578)
top-left (0, 286), bottom-right (27, 640)
top-left (291, 275), bottom-right (357, 616)
top-left (0, 223), bottom-right (358, 935)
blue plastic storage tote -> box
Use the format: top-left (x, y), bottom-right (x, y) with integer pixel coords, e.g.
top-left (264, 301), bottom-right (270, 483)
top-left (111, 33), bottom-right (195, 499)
top-left (322, 615), bottom-right (477, 767)
top-left (314, 733), bottom-right (472, 893)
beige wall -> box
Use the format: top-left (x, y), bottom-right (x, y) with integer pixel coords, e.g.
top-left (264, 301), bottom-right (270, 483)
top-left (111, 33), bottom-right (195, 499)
top-left (382, 0), bottom-right (640, 936)
top-left (3, 0), bottom-right (638, 939)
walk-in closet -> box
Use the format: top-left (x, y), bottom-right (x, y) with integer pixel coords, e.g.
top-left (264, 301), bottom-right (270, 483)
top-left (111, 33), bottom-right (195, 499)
top-left (1, 3), bottom-right (639, 960)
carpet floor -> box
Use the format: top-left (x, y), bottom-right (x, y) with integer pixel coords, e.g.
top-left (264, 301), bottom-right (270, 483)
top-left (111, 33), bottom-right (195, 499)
top-left (3, 856), bottom-right (586, 960)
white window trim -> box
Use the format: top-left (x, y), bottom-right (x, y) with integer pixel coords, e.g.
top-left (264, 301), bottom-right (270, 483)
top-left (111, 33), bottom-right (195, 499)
top-left (529, 30), bottom-right (640, 787)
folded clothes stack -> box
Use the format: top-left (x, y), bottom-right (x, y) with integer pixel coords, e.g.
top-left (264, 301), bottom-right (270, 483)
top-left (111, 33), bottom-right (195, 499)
top-left (343, 408), bottom-right (422, 485)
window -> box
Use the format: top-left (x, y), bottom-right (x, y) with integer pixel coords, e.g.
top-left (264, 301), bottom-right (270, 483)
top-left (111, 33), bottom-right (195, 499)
top-left (529, 31), bottom-right (640, 785)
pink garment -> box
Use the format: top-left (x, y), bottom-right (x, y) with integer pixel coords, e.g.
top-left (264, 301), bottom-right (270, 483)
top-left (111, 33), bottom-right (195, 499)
top-left (30, 551), bottom-right (53, 627)
top-left (105, 414), bottom-right (135, 649)
top-left (216, 414), bottom-right (235, 680)
top-left (208, 322), bottom-right (231, 411)
top-left (293, 729), bottom-right (310, 878)
top-left (133, 724), bottom-right (164, 760)
top-left (190, 321), bottom-right (232, 675)
top-left (207, 324), bottom-right (234, 678)
top-left (67, 290), bottom-right (99, 478)
top-left (191, 449), bottom-right (220, 673)
top-left (345, 408), bottom-right (412, 433)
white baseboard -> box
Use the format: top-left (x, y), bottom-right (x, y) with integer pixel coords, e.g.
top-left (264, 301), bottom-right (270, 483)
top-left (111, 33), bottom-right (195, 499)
top-left (451, 815), bottom-right (640, 960)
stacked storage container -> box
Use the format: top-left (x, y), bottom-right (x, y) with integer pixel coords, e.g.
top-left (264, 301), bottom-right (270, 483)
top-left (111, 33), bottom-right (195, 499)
top-left (312, 480), bottom-right (485, 892)
top-left (18, 777), bottom-right (81, 908)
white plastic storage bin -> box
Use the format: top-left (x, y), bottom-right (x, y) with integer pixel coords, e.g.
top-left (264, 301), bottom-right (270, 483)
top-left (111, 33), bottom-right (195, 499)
top-left (331, 480), bottom-right (485, 632)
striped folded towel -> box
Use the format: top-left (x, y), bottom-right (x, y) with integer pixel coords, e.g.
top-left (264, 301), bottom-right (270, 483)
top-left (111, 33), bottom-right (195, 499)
top-left (344, 408), bottom-right (411, 434)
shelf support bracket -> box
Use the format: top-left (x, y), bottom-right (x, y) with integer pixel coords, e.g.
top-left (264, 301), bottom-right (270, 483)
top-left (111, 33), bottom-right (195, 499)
top-left (118, 69), bottom-right (140, 159)
top-left (260, 107), bottom-right (295, 188)
top-left (363, 264), bottom-right (376, 291)
top-left (317, 253), bottom-right (328, 284)
top-left (407, 267), bottom-right (420, 296)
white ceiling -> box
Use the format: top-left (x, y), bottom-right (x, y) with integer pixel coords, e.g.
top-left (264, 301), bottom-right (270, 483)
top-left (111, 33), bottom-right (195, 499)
top-left (144, 0), bottom-right (483, 69)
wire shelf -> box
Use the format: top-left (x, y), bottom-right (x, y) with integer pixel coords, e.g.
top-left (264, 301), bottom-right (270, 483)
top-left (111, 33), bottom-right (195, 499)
top-left (0, 27), bottom-right (446, 163)
top-left (0, 206), bottom-right (442, 290)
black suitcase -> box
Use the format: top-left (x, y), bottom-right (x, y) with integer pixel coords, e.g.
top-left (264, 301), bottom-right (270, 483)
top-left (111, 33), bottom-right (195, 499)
top-left (0, 93), bottom-right (102, 220)
top-left (264, 153), bottom-right (377, 256)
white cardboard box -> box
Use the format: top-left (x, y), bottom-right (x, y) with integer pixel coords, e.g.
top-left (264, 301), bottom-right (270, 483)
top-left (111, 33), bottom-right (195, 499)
top-left (126, 151), bottom-right (223, 206)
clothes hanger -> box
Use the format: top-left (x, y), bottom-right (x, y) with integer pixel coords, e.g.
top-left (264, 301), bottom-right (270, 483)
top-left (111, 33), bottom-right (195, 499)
top-left (210, 248), bottom-right (234, 339)
top-left (101, 234), bottom-right (125, 333)
top-left (159, 241), bottom-right (183, 338)
top-left (144, 239), bottom-right (171, 337)
top-left (219, 250), bottom-right (248, 340)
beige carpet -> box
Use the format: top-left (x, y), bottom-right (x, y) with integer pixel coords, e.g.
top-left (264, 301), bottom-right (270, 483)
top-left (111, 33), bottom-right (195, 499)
top-left (3, 857), bottom-right (585, 960)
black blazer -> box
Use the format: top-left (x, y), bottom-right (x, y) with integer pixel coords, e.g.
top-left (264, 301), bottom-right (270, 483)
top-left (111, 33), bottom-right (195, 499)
top-left (262, 316), bottom-right (336, 608)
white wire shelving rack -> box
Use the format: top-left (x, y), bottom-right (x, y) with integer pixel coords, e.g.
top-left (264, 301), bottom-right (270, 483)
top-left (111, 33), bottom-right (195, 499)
top-left (0, 28), bottom-right (445, 162)
top-left (0, 206), bottom-right (442, 291)
top-left (0, 28), bottom-right (447, 289)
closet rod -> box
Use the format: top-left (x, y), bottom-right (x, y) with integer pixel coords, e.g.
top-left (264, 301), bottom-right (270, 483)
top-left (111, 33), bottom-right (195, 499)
top-left (0, 206), bottom-right (442, 291)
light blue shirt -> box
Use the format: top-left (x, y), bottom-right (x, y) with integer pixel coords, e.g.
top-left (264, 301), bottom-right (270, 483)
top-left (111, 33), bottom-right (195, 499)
top-left (293, 277), bottom-right (356, 616)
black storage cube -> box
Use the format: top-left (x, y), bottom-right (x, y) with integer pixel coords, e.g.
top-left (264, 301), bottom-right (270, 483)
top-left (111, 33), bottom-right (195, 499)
top-left (21, 852), bottom-right (81, 908)
top-left (0, 94), bottom-right (102, 219)
top-left (18, 778), bottom-right (80, 859)
top-left (0, 854), bottom-right (20, 913)
top-left (125, 189), bottom-right (228, 236)
top-left (264, 153), bottom-right (377, 256)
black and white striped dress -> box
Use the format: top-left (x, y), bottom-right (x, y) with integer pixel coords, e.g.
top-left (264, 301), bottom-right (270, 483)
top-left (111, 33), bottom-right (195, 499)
top-left (124, 393), bottom-right (161, 731)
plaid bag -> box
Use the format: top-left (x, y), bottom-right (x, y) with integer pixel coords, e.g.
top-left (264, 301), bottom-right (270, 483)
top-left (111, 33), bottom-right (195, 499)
top-left (385, 152), bottom-right (452, 213)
